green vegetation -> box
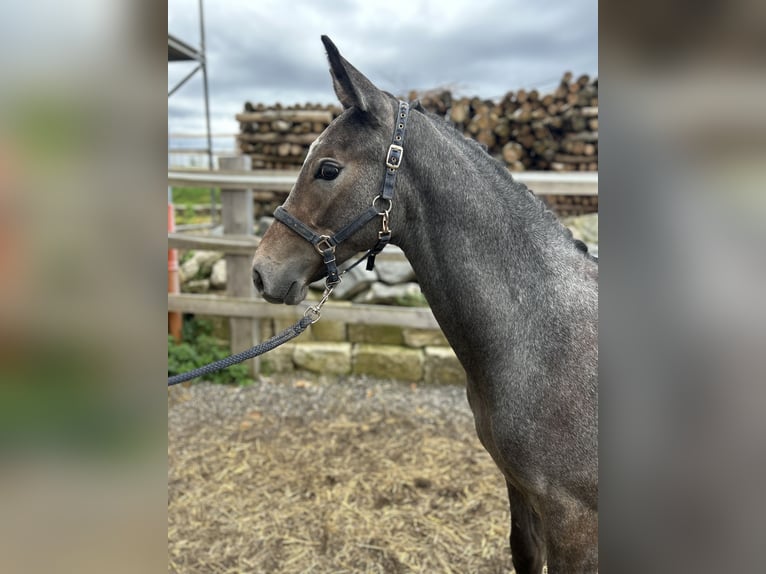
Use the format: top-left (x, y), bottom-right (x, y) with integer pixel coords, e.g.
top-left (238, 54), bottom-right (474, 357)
top-left (179, 250), bottom-right (195, 266)
top-left (394, 291), bottom-right (430, 307)
top-left (169, 187), bottom-right (221, 225)
top-left (168, 317), bottom-right (254, 386)
top-left (170, 186), bottom-right (220, 205)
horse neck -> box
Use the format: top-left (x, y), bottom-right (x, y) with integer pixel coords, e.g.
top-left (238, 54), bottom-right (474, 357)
top-left (393, 112), bottom-right (576, 373)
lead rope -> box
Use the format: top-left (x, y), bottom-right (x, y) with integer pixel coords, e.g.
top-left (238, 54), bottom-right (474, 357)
top-left (168, 255), bottom-right (369, 387)
top-left (167, 315), bottom-right (314, 387)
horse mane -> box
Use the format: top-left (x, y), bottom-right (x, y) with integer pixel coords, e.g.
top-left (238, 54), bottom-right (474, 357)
top-left (410, 100), bottom-right (597, 263)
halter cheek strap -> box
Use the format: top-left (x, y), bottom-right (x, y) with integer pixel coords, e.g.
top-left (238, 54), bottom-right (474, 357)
top-left (273, 100), bottom-right (410, 287)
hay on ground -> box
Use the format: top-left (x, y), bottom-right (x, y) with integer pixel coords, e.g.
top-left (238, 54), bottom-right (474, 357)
top-left (168, 376), bottom-right (514, 573)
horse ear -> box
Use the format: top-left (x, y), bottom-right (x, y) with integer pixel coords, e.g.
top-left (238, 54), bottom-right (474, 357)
top-left (321, 35), bottom-right (386, 119)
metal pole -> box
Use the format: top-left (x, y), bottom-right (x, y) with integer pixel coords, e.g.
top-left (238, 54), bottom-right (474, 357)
top-left (198, 0), bottom-right (216, 224)
top-left (168, 63), bottom-right (202, 97)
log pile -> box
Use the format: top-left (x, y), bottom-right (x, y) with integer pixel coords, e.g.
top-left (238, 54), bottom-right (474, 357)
top-left (237, 73), bottom-right (597, 214)
top-left (236, 102), bottom-right (342, 169)
top-left (537, 194), bottom-right (597, 218)
top-left (238, 73), bottom-right (597, 173)
top-left (412, 72), bottom-right (598, 173)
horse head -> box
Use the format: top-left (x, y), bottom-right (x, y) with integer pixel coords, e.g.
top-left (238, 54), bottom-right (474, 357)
top-left (252, 36), bottom-right (407, 304)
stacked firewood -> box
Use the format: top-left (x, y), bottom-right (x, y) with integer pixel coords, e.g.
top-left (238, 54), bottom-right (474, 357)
top-left (538, 194), bottom-right (597, 218)
top-left (237, 72), bottom-right (597, 174)
top-left (412, 72), bottom-right (598, 173)
top-left (236, 102), bottom-right (342, 169)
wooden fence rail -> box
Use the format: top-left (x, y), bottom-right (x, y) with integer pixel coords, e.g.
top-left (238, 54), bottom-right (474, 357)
top-left (168, 294), bottom-right (440, 330)
top-left (168, 232), bottom-right (260, 254)
top-left (168, 169), bottom-right (598, 196)
top-left (168, 166), bottom-right (597, 366)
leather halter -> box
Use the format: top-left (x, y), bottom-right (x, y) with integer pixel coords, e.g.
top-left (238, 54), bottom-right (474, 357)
top-left (273, 100), bottom-right (410, 287)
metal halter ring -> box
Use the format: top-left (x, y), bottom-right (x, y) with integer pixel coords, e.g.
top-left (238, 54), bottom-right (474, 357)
top-left (314, 235), bottom-right (335, 255)
top-left (372, 195), bottom-right (392, 215)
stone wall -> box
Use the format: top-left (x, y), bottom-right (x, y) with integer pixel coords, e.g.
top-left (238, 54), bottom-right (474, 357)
top-left (258, 320), bottom-right (466, 385)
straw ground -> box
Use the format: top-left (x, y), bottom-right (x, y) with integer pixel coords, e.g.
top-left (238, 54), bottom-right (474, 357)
top-left (169, 375), bottom-right (517, 573)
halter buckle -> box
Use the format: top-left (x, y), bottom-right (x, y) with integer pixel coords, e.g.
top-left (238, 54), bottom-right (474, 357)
top-left (386, 144), bottom-right (404, 169)
top-left (314, 235), bottom-right (335, 255)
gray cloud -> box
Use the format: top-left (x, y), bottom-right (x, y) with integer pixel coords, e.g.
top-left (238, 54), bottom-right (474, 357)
top-left (169, 0), bottom-right (597, 135)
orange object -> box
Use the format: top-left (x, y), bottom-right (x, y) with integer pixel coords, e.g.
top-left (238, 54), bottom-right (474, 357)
top-left (168, 202), bottom-right (182, 342)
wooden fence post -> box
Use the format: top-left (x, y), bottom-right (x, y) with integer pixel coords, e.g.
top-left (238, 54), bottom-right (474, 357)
top-left (218, 155), bottom-right (259, 376)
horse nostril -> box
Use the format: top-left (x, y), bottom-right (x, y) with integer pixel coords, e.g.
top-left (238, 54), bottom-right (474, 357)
top-left (252, 268), bottom-right (264, 293)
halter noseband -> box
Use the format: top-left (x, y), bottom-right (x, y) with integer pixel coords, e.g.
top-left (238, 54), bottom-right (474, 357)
top-left (273, 100), bottom-right (411, 288)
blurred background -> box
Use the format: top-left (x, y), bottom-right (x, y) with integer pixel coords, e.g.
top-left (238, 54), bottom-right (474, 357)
top-left (0, 0), bottom-right (167, 572)
top-left (600, 1), bottom-right (766, 572)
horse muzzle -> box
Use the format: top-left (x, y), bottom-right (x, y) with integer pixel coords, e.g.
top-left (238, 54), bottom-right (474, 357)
top-left (252, 232), bottom-right (324, 305)
top-left (252, 263), bottom-right (311, 305)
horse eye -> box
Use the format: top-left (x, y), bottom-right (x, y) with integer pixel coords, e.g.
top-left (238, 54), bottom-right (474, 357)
top-left (317, 162), bottom-right (340, 181)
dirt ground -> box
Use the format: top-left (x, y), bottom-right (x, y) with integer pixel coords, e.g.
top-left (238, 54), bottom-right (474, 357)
top-left (168, 375), bottom-right (516, 573)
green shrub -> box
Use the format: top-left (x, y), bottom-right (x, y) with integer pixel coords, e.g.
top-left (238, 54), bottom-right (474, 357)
top-left (179, 250), bottom-right (194, 265)
top-left (167, 317), bottom-right (254, 386)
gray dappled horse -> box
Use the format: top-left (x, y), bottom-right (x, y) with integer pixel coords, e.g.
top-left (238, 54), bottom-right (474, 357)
top-left (252, 36), bottom-right (598, 573)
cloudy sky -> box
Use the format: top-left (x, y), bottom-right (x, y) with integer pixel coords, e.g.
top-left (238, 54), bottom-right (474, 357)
top-left (168, 0), bottom-right (597, 138)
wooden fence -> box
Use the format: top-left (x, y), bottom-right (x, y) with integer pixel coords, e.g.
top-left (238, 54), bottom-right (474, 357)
top-left (168, 164), bottom-right (598, 374)
top-left (168, 168), bottom-right (598, 195)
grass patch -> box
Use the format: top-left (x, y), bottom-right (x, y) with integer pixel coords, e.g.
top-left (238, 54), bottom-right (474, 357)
top-left (170, 186), bottom-right (220, 206)
top-left (169, 187), bottom-right (221, 225)
top-left (168, 317), bottom-right (254, 386)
